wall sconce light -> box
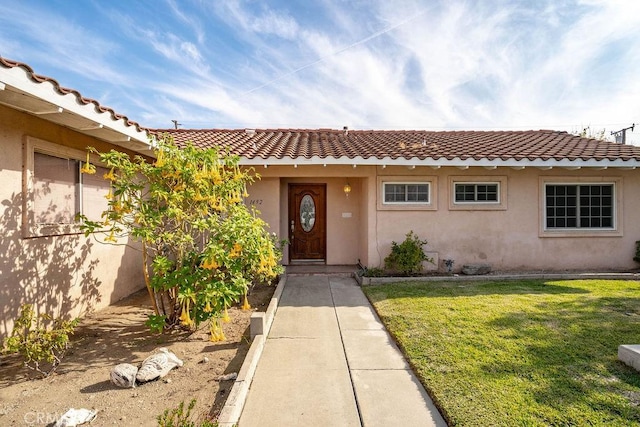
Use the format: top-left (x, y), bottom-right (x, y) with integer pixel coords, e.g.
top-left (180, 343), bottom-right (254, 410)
top-left (343, 182), bottom-right (352, 198)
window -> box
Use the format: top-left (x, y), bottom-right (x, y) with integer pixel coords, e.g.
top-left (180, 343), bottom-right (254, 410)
top-left (454, 183), bottom-right (499, 203)
top-left (377, 176), bottom-right (437, 210)
top-left (448, 176), bottom-right (507, 211)
top-left (383, 182), bottom-right (429, 204)
top-left (545, 184), bottom-right (614, 229)
top-left (24, 137), bottom-right (110, 237)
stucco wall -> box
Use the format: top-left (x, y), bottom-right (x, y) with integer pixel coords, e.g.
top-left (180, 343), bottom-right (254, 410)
top-left (246, 162), bottom-right (640, 272)
top-left (0, 105), bottom-right (144, 338)
top-left (370, 166), bottom-right (640, 272)
top-left (250, 165), bottom-right (366, 265)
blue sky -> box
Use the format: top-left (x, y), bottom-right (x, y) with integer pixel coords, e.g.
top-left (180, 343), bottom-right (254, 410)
top-left (1, 0), bottom-right (639, 144)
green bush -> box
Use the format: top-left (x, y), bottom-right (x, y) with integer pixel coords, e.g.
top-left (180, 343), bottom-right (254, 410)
top-left (2, 304), bottom-right (79, 378)
top-left (384, 231), bottom-right (433, 275)
top-left (157, 399), bottom-right (219, 427)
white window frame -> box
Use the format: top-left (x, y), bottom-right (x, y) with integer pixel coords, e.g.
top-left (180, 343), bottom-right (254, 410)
top-left (377, 176), bottom-right (437, 211)
top-left (23, 136), bottom-right (108, 238)
top-left (383, 182), bottom-right (430, 204)
top-left (449, 176), bottom-right (507, 211)
top-left (539, 177), bottom-right (622, 237)
top-left (454, 182), bottom-right (500, 204)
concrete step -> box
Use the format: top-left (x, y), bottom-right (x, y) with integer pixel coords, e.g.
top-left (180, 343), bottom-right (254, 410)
top-left (618, 345), bottom-right (640, 371)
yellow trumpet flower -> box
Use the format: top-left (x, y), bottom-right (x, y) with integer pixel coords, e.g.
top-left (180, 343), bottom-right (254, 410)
top-left (154, 149), bottom-right (165, 167)
top-left (103, 168), bottom-right (116, 181)
top-left (203, 300), bottom-right (212, 313)
top-left (80, 152), bottom-right (96, 174)
top-left (202, 257), bottom-right (219, 270)
top-left (242, 293), bottom-right (251, 311)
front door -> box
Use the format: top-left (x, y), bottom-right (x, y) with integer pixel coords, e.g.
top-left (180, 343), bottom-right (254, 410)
top-left (288, 184), bottom-right (326, 261)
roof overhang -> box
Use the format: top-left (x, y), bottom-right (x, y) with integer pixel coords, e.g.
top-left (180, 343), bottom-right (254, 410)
top-left (0, 65), bottom-right (152, 155)
top-left (239, 156), bottom-right (640, 170)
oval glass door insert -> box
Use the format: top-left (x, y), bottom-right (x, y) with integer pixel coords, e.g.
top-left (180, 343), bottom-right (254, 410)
top-left (300, 194), bottom-right (316, 232)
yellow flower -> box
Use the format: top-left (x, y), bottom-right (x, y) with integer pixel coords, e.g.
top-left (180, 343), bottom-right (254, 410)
top-left (209, 318), bottom-right (226, 342)
top-left (80, 162), bottom-right (96, 174)
top-left (222, 307), bottom-right (230, 323)
top-left (154, 150), bottom-right (165, 167)
top-left (203, 300), bottom-right (212, 313)
top-left (202, 257), bottom-right (219, 270)
top-left (105, 189), bottom-right (113, 200)
top-left (104, 231), bottom-right (117, 243)
top-left (180, 307), bottom-right (193, 327)
top-left (103, 168), bottom-right (116, 181)
top-left (229, 243), bottom-right (242, 258)
top-left (242, 293), bottom-right (251, 311)
top-left (80, 152), bottom-right (96, 174)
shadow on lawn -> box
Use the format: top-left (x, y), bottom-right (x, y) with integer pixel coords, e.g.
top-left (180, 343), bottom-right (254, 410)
top-left (484, 294), bottom-right (640, 424)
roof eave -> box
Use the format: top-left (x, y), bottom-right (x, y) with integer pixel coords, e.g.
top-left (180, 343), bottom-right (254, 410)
top-left (239, 156), bottom-right (639, 169)
top-left (0, 64), bottom-right (152, 156)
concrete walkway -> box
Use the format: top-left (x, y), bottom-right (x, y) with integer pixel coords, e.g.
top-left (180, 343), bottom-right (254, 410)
top-left (239, 275), bottom-right (447, 426)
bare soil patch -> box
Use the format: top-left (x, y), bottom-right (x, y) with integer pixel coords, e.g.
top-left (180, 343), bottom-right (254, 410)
top-left (0, 283), bottom-right (275, 426)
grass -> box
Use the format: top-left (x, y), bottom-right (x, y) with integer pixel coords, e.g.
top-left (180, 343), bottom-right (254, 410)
top-left (364, 279), bottom-right (640, 426)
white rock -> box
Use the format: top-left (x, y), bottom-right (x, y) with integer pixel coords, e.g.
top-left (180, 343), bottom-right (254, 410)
top-left (136, 348), bottom-right (183, 383)
top-left (216, 372), bottom-right (238, 381)
top-left (54, 408), bottom-right (97, 427)
top-left (110, 363), bottom-right (138, 388)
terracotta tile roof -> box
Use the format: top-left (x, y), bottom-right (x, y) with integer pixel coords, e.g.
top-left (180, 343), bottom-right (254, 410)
top-left (0, 57), bottom-right (146, 133)
top-left (154, 128), bottom-right (640, 163)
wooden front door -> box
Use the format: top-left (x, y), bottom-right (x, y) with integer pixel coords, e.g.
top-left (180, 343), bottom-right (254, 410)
top-left (288, 184), bottom-right (326, 261)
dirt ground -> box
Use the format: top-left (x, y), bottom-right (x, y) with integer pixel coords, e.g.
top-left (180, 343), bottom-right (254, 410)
top-left (0, 283), bottom-right (275, 426)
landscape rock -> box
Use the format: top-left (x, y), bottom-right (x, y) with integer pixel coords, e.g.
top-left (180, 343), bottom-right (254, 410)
top-left (54, 408), bottom-right (97, 427)
top-left (461, 263), bottom-right (492, 275)
top-left (216, 372), bottom-right (238, 381)
top-left (135, 348), bottom-right (184, 383)
top-left (110, 363), bottom-right (138, 388)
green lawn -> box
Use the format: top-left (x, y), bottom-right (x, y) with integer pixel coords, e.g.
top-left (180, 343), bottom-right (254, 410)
top-left (364, 280), bottom-right (640, 426)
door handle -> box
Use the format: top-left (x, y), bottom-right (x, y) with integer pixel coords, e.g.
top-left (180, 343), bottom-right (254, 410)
top-left (290, 220), bottom-right (295, 240)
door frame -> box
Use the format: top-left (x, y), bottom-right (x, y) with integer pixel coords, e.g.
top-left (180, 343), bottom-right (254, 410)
top-left (288, 183), bottom-right (327, 263)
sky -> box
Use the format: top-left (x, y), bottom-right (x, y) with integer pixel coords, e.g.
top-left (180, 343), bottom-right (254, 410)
top-left (1, 0), bottom-right (639, 145)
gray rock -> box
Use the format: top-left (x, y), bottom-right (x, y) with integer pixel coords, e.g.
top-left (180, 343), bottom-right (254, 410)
top-left (110, 363), bottom-right (138, 388)
top-left (461, 263), bottom-right (491, 275)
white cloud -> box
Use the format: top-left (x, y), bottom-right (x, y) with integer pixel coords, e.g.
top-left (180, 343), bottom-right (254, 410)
top-left (217, 1), bottom-right (299, 40)
top-left (2, 0), bottom-right (639, 144)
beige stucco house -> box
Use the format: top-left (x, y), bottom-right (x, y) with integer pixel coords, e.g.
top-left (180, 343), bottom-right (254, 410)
top-left (164, 128), bottom-right (640, 273)
top-left (2, 56), bottom-right (640, 337)
top-left (0, 58), bottom-right (152, 337)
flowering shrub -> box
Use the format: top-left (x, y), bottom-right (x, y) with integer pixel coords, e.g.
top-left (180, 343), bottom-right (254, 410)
top-left (80, 136), bottom-right (282, 339)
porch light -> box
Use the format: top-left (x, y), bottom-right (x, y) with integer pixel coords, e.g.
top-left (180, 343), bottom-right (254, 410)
top-left (343, 182), bottom-right (352, 197)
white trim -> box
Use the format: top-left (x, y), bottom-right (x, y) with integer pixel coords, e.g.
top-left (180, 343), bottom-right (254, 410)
top-left (239, 155), bottom-right (640, 169)
top-left (0, 67), bottom-right (150, 151)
